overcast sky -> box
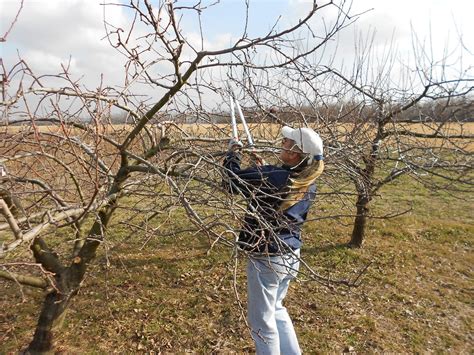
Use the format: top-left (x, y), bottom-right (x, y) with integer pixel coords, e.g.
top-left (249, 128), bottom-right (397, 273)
top-left (1, 0), bottom-right (473, 108)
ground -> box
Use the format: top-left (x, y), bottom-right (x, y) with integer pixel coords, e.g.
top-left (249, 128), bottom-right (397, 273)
top-left (1, 177), bottom-right (473, 353)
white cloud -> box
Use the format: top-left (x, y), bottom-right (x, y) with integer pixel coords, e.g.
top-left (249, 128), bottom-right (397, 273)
top-left (22, 49), bottom-right (78, 74)
top-left (2, 0), bottom-right (129, 87)
top-left (1, 0), bottom-right (472, 110)
top-left (343, 0), bottom-right (474, 51)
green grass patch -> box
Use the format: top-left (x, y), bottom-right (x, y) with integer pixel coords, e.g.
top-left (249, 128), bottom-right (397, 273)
top-left (1, 175), bottom-right (472, 353)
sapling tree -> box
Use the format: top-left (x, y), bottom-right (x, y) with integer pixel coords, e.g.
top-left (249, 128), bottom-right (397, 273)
top-left (236, 29), bottom-right (474, 247)
top-left (324, 35), bottom-right (473, 247)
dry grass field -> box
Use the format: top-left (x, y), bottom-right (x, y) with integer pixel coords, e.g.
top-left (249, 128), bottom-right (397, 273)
top-left (3, 121), bottom-right (474, 134)
top-left (1, 174), bottom-right (472, 353)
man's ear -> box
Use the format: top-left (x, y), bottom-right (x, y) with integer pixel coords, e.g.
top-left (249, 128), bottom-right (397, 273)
top-left (288, 151), bottom-right (302, 164)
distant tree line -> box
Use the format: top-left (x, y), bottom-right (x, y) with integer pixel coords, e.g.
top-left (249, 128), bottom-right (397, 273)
top-left (223, 96), bottom-right (474, 124)
top-left (106, 96), bottom-right (474, 125)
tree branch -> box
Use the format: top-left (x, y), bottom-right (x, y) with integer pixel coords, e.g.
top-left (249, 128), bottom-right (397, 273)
top-left (0, 269), bottom-right (48, 289)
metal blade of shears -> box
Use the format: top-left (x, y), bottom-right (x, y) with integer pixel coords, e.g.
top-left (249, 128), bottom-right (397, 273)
top-left (229, 96), bottom-right (239, 140)
top-left (234, 99), bottom-right (254, 147)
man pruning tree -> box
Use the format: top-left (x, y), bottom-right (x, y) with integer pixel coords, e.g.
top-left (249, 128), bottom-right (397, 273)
top-left (223, 117), bottom-right (324, 354)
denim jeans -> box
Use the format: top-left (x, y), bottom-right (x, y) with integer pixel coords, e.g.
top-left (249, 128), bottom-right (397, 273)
top-left (247, 249), bottom-right (301, 355)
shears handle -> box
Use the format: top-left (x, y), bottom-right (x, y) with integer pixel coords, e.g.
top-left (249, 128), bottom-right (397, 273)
top-left (229, 95), bottom-right (254, 146)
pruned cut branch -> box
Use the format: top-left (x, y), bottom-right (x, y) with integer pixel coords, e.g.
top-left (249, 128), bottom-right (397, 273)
top-left (0, 269), bottom-right (48, 289)
top-left (0, 198), bottom-right (23, 240)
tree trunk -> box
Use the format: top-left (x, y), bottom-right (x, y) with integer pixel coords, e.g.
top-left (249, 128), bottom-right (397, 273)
top-left (26, 270), bottom-right (78, 354)
top-left (349, 195), bottom-right (370, 248)
top-left (26, 213), bottom-right (108, 353)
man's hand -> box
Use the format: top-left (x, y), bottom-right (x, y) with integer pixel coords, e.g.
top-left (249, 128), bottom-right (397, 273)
top-left (250, 152), bottom-right (266, 166)
top-left (228, 138), bottom-right (244, 151)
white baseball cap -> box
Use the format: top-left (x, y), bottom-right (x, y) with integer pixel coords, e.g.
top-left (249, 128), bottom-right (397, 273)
top-left (281, 126), bottom-right (324, 163)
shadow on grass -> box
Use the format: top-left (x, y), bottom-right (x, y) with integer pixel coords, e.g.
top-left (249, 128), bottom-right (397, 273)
top-left (304, 242), bottom-right (352, 254)
top-left (104, 251), bottom-right (210, 269)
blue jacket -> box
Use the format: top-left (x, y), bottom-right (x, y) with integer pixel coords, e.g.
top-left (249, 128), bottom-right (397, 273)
top-left (223, 151), bottom-right (316, 254)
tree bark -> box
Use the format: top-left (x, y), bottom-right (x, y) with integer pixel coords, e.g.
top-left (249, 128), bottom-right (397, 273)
top-left (349, 195), bottom-right (370, 248)
top-left (26, 271), bottom-right (76, 354)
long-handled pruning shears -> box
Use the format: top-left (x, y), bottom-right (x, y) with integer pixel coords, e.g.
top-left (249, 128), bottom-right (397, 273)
top-left (229, 95), bottom-right (266, 165)
top-left (229, 95), bottom-right (254, 147)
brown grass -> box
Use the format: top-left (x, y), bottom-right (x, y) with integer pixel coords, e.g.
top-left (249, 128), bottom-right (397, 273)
top-left (1, 174), bottom-right (473, 353)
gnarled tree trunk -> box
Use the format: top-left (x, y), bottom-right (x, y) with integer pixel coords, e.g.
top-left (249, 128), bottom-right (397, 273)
top-left (26, 270), bottom-right (77, 353)
top-left (26, 207), bottom-right (115, 353)
top-left (349, 194), bottom-right (370, 248)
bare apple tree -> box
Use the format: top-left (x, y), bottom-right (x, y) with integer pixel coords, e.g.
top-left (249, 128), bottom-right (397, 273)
top-left (0, 0), bottom-right (362, 352)
top-left (229, 29), bottom-right (474, 247)
top-left (319, 32), bottom-right (473, 247)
